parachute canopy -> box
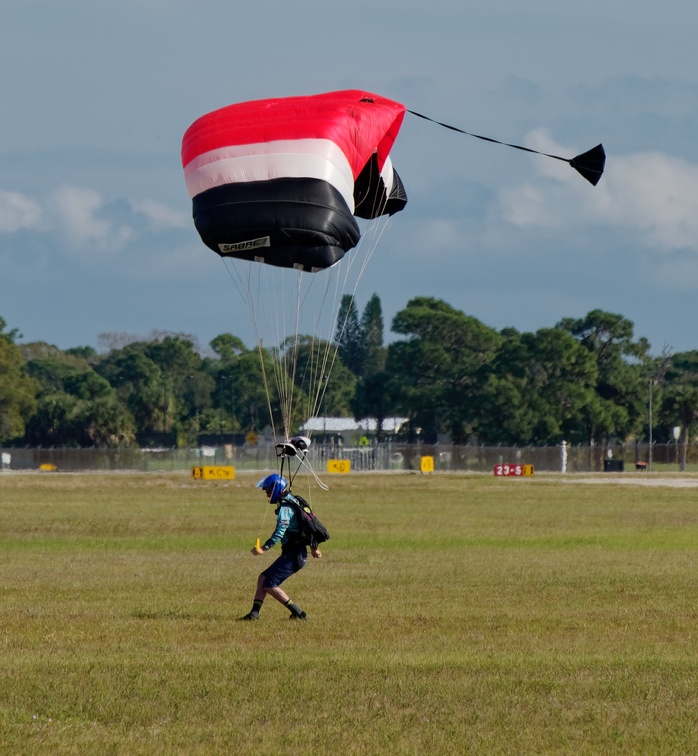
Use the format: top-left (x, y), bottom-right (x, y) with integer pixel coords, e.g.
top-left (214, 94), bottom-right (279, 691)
top-left (181, 90), bottom-right (408, 272)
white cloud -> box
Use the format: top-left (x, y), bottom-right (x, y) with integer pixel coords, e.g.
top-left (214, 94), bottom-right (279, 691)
top-left (411, 218), bottom-right (471, 251)
top-left (132, 198), bottom-right (190, 230)
top-left (0, 191), bottom-right (42, 232)
top-left (497, 131), bottom-right (698, 254)
top-left (594, 152), bottom-right (698, 251)
top-left (0, 184), bottom-right (189, 260)
top-left (46, 185), bottom-right (133, 252)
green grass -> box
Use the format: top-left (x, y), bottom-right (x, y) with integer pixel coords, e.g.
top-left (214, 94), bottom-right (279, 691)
top-left (1, 472), bottom-right (698, 754)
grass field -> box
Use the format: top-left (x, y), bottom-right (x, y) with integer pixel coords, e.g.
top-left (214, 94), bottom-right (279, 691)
top-left (1, 471), bottom-right (698, 754)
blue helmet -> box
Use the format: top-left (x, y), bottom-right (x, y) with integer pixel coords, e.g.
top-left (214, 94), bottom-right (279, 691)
top-left (256, 473), bottom-right (288, 504)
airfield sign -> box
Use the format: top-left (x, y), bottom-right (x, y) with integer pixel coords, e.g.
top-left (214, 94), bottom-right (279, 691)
top-left (494, 464), bottom-right (534, 477)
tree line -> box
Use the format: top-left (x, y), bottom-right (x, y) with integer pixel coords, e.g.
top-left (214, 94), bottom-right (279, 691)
top-left (1, 296), bottom-right (697, 455)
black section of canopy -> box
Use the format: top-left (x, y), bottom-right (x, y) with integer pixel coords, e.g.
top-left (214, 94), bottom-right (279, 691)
top-left (354, 154), bottom-right (408, 219)
top-left (192, 178), bottom-right (360, 272)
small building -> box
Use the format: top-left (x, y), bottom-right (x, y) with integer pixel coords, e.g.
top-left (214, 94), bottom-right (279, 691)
top-left (300, 416), bottom-right (408, 445)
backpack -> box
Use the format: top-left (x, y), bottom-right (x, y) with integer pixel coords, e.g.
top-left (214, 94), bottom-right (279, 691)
top-left (288, 494), bottom-right (330, 549)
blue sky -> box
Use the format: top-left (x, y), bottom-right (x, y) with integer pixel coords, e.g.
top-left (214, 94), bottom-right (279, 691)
top-left (3, 1), bottom-right (698, 355)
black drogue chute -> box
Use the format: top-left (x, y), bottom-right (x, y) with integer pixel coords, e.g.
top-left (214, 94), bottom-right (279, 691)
top-left (406, 109), bottom-right (606, 186)
top-left (568, 144), bottom-right (606, 186)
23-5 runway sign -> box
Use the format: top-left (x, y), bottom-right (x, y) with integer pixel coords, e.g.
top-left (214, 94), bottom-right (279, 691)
top-left (493, 464), bottom-right (534, 477)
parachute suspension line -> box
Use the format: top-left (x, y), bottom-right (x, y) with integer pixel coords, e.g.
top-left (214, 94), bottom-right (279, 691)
top-left (296, 269), bottom-right (337, 432)
top-left (278, 269), bottom-right (334, 442)
top-left (279, 271), bottom-right (305, 441)
top-left (244, 263), bottom-right (333, 449)
top-left (263, 265), bottom-right (296, 442)
top-left (217, 210), bottom-right (392, 486)
top-left (219, 257), bottom-right (277, 440)
top-left (284, 270), bottom-right (312, 441)
top-left (285, 452), bottom-right (305, 489)
top-left (314, 267), bottom-right (354, 420)
top-left (305, 269), bottom-right (342, 423)
top-left (218, 209), bottom-right (391, 441)
top-left (295, 451), bottom-right (330, 490)
top-left (406, 109), bottom-right (606, 186)
top-left (304, 225), bottom-right (365, 422)
top-left (220, 257), bottom-right (281, 441)
top-left (256, 336), bottom-right (278, 440)
top-left (304, 211), bottom-right (391, 426)
top-left (256, 492), bottom-right (273, 545)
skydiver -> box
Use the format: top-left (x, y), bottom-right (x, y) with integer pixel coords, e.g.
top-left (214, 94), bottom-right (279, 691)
top-left (239, 473), bottom-right (321, 621)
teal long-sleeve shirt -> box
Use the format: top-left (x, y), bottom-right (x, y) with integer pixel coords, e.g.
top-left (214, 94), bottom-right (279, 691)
top-left (262, 494), bottom-right (302, 551)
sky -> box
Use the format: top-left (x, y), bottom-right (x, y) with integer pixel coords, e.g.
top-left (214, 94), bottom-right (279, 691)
top-left (3, 0), bottom-right (698, 356)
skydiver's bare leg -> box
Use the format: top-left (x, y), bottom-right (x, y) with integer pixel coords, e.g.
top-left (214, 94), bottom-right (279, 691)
top-left (265, 585), bottom-right (305, 618)
top-left (264, 585), bottom-right (290, 604)
top-left (254, 573), bottom-right (266, 602)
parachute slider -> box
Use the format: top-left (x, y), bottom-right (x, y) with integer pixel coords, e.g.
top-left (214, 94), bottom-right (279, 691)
top-left (406, 109), bottom-right (605, 186)
top-left (275, 435), bottom-right (311, 459)
top-left (290, 435), bottom-right (310, 452)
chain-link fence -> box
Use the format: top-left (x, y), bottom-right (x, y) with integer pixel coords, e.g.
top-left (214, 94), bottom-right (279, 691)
top-left (1, 441), bottom-right (696, 474)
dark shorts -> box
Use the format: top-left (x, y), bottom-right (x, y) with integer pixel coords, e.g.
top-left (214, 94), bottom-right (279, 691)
top-left (261, 546), bottom-right (307, 588)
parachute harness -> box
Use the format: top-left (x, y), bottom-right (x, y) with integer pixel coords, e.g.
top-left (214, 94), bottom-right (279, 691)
top-left (256, 436), bottom-right (322, 547)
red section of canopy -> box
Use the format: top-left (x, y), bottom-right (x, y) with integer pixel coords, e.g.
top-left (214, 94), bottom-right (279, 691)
top-left (181, 90), bottom-right (405, 179)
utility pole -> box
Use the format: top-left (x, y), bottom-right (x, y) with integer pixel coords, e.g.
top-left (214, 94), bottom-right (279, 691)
top-left (648, 346), bottom-right (672, 471)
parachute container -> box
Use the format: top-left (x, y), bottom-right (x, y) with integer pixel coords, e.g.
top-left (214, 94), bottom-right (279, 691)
top-left (181, 90), bottom-right (408, 272)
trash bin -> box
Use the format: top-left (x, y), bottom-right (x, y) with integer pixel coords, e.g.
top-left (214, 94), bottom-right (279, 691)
top-left (603, 459), bottom-right (624, 472)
